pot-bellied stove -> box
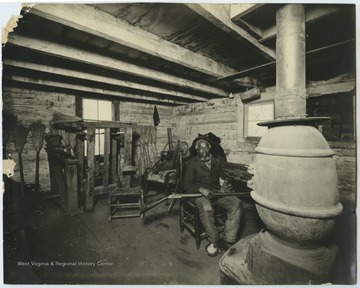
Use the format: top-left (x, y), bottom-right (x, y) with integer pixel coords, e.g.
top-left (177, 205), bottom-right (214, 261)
top-left (219, 4), bottom-right (343, 284)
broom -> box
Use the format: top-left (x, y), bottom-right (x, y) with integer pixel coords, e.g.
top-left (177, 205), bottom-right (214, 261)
top-left (30, 121), bottom-right (47, 194)
top-left (13, 122), bottom-right (30, 196)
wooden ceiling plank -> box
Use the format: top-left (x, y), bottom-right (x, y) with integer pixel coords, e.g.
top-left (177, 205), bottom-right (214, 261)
top-left (7, 34), bottom-right (227, 97)
top-left (28, 3), bottom-right (237, 78)
top-left (4, 59), bottom-right (208, 102)
top-left (5, 75), bottom-right (188, 105)
top-left (186, 3), bottom-right (275, 61)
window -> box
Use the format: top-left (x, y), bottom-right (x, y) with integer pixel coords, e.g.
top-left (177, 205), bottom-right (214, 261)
top-left (83, 98), bottom-right (112, 155)
top-left (244, 101), bottom-right (274, 139)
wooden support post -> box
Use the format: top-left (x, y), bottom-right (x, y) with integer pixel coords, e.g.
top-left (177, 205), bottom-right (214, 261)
top-left (103, 128), bottom-right (110, 187)
top-left (64, 159), bottom-right (81, 215)
top-left (167, 127), bottom-right (174, 151)
top-left (85, 127), bottom-right (95, 211)
top-left (117, 137), bottom-right (122, 187)
top-left (45, 135), bottom-right (61, 196)
top-left (76, 136), bottom-right (85, 208)
top-left (123, 127), bottom-right (132, 188)
top-left (75, 95), bottom-right (83, 118)
top-left (111, 137), bottom-right (117, 184)
top-left (48, 154), bottom-right (64, 198)
top-left (112, 100), bottom-right (120, 121)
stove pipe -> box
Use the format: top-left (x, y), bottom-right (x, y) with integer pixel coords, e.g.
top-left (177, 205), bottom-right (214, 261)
top-left (275, 4), bottom-right (306, 119)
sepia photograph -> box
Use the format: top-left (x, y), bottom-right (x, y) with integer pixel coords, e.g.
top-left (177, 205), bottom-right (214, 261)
top-left (1, 2), bottom-right (357, 285)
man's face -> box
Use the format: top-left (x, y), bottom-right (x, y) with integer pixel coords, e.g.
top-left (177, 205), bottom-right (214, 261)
top-left (196, 140), bottom-right (211, 162)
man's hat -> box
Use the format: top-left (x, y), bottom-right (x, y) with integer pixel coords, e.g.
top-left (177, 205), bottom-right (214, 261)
top-left (192, 135), bottom-right (213, 147)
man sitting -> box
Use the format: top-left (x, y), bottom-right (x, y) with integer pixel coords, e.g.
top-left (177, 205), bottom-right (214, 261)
top-left (183, 135), bottom-right (242, 256)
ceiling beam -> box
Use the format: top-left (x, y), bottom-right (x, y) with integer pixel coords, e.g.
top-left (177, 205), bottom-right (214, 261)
top-left (307, 74), bottom-right (355, 97)
top-left (26, 3), bottom-right (238, 78)
top-left (7, 34), bottom-right (228, 97)
top-left (219, 39), bottom-right (354, 82)
top-left (5, 75), bottom-right (188, 105)
top-left (230, 4), bottom-right (263, 19)
top-left (185, 3), bottom-right (275, 61)
top-left (261, 6), bottom-right (341, 43)
top-left (4, 59), bottom-right (209, 102)
top-left (230, 19), bottom-right (263, 39)
top-left (230, 4), bottom-right (264, 39)
top-left (307, 81), bottom-right (355, 97)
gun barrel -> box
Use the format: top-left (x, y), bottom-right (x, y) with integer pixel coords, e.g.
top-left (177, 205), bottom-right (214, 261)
top-left (142, 192), bottom-right (249, 214)
top-left (176, 192), bottom-right (248, 198)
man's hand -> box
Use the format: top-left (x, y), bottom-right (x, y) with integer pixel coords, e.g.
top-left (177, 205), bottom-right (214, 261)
top-left (247, 164), bottom-right (255, 190)
top-left (199, 187), bottom-right (215, 200)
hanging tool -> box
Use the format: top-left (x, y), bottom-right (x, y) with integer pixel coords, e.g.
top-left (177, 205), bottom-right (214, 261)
top-left (13, 122), bottom-right (30, 196)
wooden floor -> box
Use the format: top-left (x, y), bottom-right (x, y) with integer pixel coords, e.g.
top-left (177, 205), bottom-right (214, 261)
top-left (3, 180), bottom-right (356, 285)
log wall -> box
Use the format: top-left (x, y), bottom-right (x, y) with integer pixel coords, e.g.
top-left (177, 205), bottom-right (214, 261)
top-left (331, 141), bottom-right (357, 202)
top-left (172, 93), bottom-right (356, 202)
top-left (3, 87), bottom-right (76, 190)
top-left (3, 89), bottom-right (173, 191)
top-left (119, 102), bottom-right (173, 153)
top-left (172, 95), bottom-right (258, 164)
top-left (3, 87), bottom-right (355, 202)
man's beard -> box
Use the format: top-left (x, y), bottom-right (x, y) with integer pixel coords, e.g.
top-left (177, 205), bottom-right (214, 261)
top-left (200, 153), bottom-right (211, 162)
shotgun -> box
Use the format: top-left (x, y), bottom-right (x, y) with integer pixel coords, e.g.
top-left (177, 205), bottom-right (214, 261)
top-left (141, 192), bottom-right (250, 214)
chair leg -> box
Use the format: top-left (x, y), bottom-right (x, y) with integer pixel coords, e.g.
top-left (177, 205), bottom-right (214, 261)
top-left (220, 272), bottom-right (229, 284)
top-left (140, 189), bottom-right (145, 219)
top-left (164, 185), bottom-right (171, 205)
top-left (108, 194), bottom-right (112, 222)
top-left (195, 237), bottom-right (201, 250)
top-left (179, 201), bottom-right (185, 233)
top-left (194, 209), bottom-right (201, 250)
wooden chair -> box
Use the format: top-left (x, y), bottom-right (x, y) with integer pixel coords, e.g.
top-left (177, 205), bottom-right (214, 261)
top-left (142, 140), bottom-right (188, 198)
top-left (179, 199), bottom-right (227, 249)
top-left (108, 127), bottom-right (145, 221)
top-left (108, 166), bottom-right (145, 221)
